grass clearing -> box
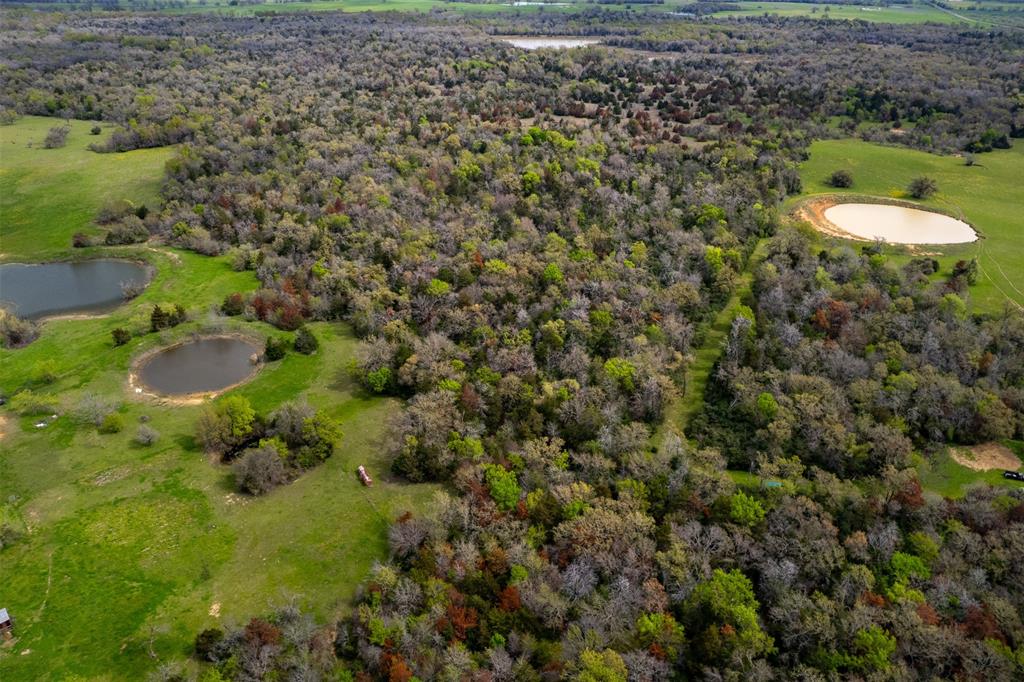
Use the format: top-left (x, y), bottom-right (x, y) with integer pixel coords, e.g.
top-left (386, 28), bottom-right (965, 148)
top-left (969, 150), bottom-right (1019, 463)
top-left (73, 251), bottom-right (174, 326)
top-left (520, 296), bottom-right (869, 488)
top-left (715, 1), bottom-right (968, 23)
top-left (793, 139), bottom-right (1024, 313)
top-left (0, 116), bottom-right (175, 260)
top-left (0, 117), bottom-right (437, 679)
top-left (917, 441), bottom-right (1024, 498)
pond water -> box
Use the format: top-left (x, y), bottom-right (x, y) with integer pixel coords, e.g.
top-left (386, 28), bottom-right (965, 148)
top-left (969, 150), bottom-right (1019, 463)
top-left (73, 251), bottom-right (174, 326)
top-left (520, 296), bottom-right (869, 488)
top-left (0, 259), bottom-right (150, 319)
top-left (502, 37), bottom-right (601, 50)
top-left (138, 337), bottom-right (260, 396)
top-left (823, 203), bottom-right (977, 245)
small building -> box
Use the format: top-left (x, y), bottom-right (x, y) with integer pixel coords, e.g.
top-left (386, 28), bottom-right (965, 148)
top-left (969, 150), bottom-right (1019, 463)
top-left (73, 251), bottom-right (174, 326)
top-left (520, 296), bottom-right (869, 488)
top-left (357, 465), bottom-right (373, 487)
top-left (0, 608), bottom-right (12, 639)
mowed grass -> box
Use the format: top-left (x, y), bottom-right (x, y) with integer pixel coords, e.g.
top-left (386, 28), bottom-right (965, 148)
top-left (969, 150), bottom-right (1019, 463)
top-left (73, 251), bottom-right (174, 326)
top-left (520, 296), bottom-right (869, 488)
top-left (0, 120), bottom-right (437, 679)
top-left (0, 116), bottom-right (175, 260)
top-left (917, 441), bottom-right (1024, 499)
top-left (795, 139), bottom-right (1024, 313)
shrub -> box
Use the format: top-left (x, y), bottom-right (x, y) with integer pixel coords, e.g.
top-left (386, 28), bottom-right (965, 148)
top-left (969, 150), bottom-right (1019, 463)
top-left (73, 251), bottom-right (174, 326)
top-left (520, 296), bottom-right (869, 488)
top-left (134, 424), bottom-right (160, 446)
top-left (112, 327), bottom-right (131, 346)
top-left (265, 336), bottom-right (287, 361)
top-left (72, 232), bottom-right (93, 248)
top-left (220, 293), bottom-right (244, 316)
top-left (104, 216), bottom-right (149, 245)
top-left (0, 311), bottom-right (39, 348)
top-left (98, 412), bottom-right (125, 434)
top-left (194, 627), bottom-right (225, 661)
top-left (30, 359), bottom-right (58, 385)
top-left (907, 176), bottom-right (938, 199)
top-left (90, 125), bottom-right (102, 135)
top-left (233, 446), bottom-right (288, 495)
top-left (73, 393), bottom-right (120, 425)
top-left (10, 389), bottom-right (59, 416)
top-left (828, 169), bottom-right (853, 188)
top-left (293, 326), bottom-right (319, 354)
top-left (43, 125), bottom-right (70, 149)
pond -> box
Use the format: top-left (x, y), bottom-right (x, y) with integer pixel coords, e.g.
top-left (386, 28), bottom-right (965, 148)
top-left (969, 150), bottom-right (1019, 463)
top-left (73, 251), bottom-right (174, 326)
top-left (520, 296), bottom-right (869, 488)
top-left (823, 203), bottom-right (977, 245)
top-left (137, 337), bottom-right (260, 396)
top-left (0, 259), bottom-right (150, 319)
top-left (501, 37), bottom-right (601, 50)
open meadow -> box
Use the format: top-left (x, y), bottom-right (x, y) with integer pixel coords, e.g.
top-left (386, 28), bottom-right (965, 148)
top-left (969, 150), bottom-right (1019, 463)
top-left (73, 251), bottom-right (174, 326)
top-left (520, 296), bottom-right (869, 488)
top-left (0, 117), bottom-right (437, 678)
top-left (794, 138), bottom-right (1024, 313)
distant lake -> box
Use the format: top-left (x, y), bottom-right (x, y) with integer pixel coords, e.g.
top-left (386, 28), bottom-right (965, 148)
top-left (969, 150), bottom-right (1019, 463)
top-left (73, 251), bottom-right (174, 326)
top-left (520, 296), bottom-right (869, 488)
top-left (0, 260), bottom-right (150, 319)
top-left (501, 37), bottom-right (601, 50)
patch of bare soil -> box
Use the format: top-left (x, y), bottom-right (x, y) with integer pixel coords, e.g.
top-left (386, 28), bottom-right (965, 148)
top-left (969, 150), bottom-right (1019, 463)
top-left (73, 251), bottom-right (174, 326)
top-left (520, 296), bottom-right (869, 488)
top-left (0, 413), bottom-right (8, 442)
top-left (952, 443), bottom-right (1021, 471)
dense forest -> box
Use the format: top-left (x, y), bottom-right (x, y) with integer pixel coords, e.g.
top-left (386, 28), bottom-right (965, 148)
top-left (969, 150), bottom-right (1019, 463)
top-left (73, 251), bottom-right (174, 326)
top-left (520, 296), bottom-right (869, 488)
top-left (1, 7), bottom-right (1023, 681)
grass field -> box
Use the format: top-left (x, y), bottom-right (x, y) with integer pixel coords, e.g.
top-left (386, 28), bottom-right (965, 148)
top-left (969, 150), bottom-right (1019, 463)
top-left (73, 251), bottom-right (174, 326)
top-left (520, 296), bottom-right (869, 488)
top-left (0, 116), bottom-right (175, 261)
top-left (17, 0), bottom-right (1022, 24)
top-left (794, 139), bottom-right (1024, 313)
top-left (917, 441), bottom-right (1024, 498)
top-left (0, 117), bottom-right (437, 679)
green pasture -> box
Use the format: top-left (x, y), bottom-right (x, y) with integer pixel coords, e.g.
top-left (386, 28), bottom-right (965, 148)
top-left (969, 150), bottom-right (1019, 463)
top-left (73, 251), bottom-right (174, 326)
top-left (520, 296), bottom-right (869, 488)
top-left (714, 1), bottom-right (966, 23)
top-left (0, 117), bottom-right (437, 679)
top-left (795, 138), bottom-right (1024, 313)
top-left (0, 116), bottom-right (175, 260)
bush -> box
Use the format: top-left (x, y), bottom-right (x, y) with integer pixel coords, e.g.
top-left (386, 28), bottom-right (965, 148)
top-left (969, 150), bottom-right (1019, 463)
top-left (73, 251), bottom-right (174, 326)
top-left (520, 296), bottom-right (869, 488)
top-left (112, 327), bottom-right (131, 346)
top-left (104, 215), bottom-right (149, 245)
top-left (293, 326), bottom-right (318, 354)
top-left (134, 424), bottom-right (160, 446)
top-left (265, 336), bottom-right (287, 361)
top-left (0, 311), bottom-right (39, 348)
top-left (828, 169), bottom-right (853, 188)
top-left (30, 356), bottom-right (58, 382)
top-left (10, 389), bottom-right (59, 416)
top-left (30, 360), bottom-right (58, 385)
top-left (192, 626), bottom-right (225, 659)
top-left (907, 176), bottom-right (938, 199)
top-left (220, 293), bottom-right (244, 316)
top-left (194, 627), bottom-right (225, 662)
top-left (43, 125), bottom-right (70, 149)
top-left (73, 393), bottom-right (120, 426)
top-left (90, 125), bottom-right (102, 135)
top-left (233, 446), bottom-right (288, 495)
top-left (99, 412), bottom-right (125, 434)
top-left (72, 232), bottom-right (94, 248)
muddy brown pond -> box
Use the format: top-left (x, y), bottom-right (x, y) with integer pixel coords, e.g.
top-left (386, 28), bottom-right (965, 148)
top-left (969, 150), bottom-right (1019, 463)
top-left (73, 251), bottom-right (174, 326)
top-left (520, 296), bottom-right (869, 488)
top-left (137, 337), bottom-right (260, 396)
top-left (0, 259), bottom-right (150, 319)
top-left (823, 203), bottom-right (977, 245)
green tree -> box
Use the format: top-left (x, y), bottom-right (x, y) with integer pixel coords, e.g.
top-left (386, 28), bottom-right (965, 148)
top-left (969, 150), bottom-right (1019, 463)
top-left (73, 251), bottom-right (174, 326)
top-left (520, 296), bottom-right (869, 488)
top-left (686, 569), bottom-right (774, 662)
top-left (573, 649), bottom-right (627, 682)
top-left (483, 464), bottom-right (521, 511)
top-left (729, 492), bottom-right (766, 527)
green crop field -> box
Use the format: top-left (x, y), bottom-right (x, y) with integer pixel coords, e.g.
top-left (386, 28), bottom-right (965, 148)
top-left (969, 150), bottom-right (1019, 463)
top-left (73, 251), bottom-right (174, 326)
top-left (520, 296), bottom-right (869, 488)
top-left (794, 138), bottom-right (1024, 313)
top-left (0, 117), bottom-right (437, 679)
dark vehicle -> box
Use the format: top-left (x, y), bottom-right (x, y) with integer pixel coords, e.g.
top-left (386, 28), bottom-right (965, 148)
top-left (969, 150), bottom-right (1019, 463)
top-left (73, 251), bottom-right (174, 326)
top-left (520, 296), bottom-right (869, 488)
top-left (1003, 471), bottom-right (1024, 482)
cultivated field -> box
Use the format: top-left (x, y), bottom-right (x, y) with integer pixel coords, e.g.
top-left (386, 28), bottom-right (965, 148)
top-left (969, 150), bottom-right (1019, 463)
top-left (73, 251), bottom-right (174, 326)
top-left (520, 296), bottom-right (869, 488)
top-left (0, 118), bottom-right (437, 678)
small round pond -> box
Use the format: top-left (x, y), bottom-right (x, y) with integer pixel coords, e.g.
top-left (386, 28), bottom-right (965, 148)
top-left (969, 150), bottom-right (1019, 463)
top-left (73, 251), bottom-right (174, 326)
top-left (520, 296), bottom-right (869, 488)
top-left (823, 203), bottom-right (977, 245)
top-left (0, 259), bottom-right (150, 319)
top-left (137, 337), bottom-right (260, 396)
